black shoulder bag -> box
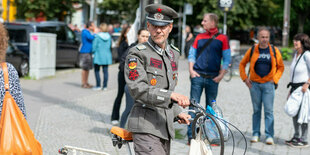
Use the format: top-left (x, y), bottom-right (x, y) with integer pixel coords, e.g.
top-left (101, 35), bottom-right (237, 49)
top-left (196, 33), bottom-right (219, 59)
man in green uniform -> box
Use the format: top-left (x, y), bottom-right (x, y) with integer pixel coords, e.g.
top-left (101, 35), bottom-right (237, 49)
top-left (124, 4), bottom-right (191, 155)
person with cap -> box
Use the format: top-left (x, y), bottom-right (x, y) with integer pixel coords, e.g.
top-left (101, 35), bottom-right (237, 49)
top-left (124, 4), bottom-right (191, 155)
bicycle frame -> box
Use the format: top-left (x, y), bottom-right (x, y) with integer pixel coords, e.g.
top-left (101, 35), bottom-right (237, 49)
top-left (190, 100), bottom-right (225, 155)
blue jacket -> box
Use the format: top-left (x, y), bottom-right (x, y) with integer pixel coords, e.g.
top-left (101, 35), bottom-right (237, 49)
top-left (188, 28), bottom-right (231, 76)
top-left (80, 29), bottom-right (95, 53)
top-left (92, 32), bottom-right (112, 65)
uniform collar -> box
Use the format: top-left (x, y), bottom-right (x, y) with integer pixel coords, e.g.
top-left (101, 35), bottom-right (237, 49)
top-left (147, 37), bottom-right (169, 56)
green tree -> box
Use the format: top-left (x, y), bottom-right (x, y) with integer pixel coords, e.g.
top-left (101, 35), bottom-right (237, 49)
top-left (98, 0), bottom-right (139, 23)
top-left (291, 0), bottom-right (310, 33)
top-left (15, 0), bottom-right (80, 21)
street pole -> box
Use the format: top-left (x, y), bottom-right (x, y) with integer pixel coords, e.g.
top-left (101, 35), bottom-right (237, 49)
top-left (140, 0), bottom-right (146, 29)
top-left (181, 5), bottom-right (186, 56)
top-left (223, 12), bottom-right (227, 35)
top-left (90, 0), bottom-right (96, 24)
top-left (6, 0), bottom-right (10, 22)
top-left (282, 0), bottom-right (291, 47)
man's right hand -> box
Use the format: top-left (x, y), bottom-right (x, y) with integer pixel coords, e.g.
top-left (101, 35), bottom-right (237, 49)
top-left (170, 92), bottom-right (190, 108)
top-left (189, 70), bottom-right (200, 78)
top-left (244, 78), bottom-right (252, 88)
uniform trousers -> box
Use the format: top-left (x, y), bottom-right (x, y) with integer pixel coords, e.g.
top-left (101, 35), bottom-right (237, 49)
top-left (133, 133), bottom-right (170, 155)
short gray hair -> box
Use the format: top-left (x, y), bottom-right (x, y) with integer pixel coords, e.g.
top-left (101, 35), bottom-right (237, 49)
top-left (204, 13), bottom-right (218, 26)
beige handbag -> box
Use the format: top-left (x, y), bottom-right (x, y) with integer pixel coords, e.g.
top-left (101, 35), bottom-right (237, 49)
top-left (189, 129), bottom-right (213, 155)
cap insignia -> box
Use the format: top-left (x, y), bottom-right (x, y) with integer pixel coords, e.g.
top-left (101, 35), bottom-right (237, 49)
top-left (154, 13), bottom-right (164, 20)
top-left (157, 8), bottom-right (162, 12)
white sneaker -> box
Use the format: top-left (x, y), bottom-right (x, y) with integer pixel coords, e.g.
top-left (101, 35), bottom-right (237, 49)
top-left (250, 136), bottom-right (260, 143)
top-left (111, 120), bottom-right (119, 125)
top-left (266, 137), bottom-right (274, 145)
top-left (103, 87), bottom-right (108, 91)
top-left (92, 87), bottom-right (101, 91)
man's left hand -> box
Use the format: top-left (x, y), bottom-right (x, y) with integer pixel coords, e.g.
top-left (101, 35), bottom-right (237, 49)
top-left (213, 69), bottom-right (225, 83)
top-left (213, 75), bottom-right (223, 83)
top-left (177, 113), bottom-right (191, 125)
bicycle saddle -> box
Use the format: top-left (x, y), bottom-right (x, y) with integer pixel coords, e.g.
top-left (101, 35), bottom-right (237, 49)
top-left (110, 126), bottom-right (133, 141)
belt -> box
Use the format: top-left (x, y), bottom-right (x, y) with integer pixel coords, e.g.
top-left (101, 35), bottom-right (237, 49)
top-left (199, 73), bottom-right (216, 79)
top-left (287, 82), bottom-right (305, 88)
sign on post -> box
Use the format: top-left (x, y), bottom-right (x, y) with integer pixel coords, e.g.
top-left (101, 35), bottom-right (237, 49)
top-left (218, 0), bottom-right (233, 12)
top-left (184, 3), bottom-right (193, 15)
top-left (218, 0), bottom-right (233, 35)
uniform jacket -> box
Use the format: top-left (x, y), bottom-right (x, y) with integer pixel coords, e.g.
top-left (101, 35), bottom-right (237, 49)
top-left (124, 38), bottom-right (183, 140)
top-left (80, 29), bottom-right (95, 53)
top-left (239, 44), bottom-right (285, 84)
top-left (92, 32), bottom-right (112, 65)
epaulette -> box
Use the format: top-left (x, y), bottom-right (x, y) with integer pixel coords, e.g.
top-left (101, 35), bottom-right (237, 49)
top-left (170, 44), bottom-right (180, 53)
top-left (136, 44), bottom-right (146, 51)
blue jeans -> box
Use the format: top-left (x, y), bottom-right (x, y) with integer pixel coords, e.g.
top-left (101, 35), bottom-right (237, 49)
top-left (250, 82), bottom-right (275, 138)
top-left (120, 85), bottom-right (135, 128)
top-left (187, 76), bottom-right (219, 140)
top-left (94, 64), bottom-right (108, 88)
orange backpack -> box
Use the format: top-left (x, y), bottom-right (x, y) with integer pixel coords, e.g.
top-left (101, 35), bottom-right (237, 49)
top-left (0, 63), bottom-right (42, 154)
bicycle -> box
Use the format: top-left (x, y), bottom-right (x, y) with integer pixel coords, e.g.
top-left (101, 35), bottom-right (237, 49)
top-left (190, 99), bottom-right (248, 155)
top-left (189, 99), bottom-right (225, 155)
top-left (223, 53), bottom-right (243, 82)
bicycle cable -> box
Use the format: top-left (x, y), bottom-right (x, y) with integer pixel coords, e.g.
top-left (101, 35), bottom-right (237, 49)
top-left (213, 115), bottom-right (248, 155)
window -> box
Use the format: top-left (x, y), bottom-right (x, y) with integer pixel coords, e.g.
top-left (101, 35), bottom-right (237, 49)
top-left (65, 26), bottom-right (75, 43)
top-left (7, 29), bottom-right (28, 43)
top-left (37, 26), bottom-right (66, 42)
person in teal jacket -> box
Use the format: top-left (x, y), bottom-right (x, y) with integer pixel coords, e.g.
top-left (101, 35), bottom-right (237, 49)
top-left (92, 23), bottom-right (112, 90)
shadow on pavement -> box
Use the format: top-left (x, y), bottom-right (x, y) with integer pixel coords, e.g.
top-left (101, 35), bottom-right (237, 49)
top-left (22, 88), bottom-right (109, 123)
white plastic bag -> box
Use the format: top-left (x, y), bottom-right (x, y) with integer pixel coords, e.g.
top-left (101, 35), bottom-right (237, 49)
top-left (189, 129), bottom-right (212, 155)
top-left (284, 87), bottom-right (303, 117)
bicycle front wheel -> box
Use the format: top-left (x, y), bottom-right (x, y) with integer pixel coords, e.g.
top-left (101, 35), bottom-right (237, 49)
top-left (191, 113), bottom-right (225, 155)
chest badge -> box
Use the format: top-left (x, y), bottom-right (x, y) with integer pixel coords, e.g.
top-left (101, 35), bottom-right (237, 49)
top-left (150, 78), bottom-right (157, 86)
top-left (173, 73), bottom-right (178, 80)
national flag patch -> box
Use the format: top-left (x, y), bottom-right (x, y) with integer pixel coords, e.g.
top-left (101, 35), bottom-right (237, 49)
top-left (128, 58), bottom-right (137, 69)
top-left (150, 58), bottom-right (162, 69)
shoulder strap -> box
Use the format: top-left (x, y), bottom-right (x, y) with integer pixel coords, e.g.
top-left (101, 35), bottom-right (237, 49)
top-left (271, 45), bottom-right (277, 67)
top-left (196, 33), bottom-right (219, 59)
top-left (1, 62), bottom-right (9, 91)
top-left (247, 45), bottom-right (256, 77)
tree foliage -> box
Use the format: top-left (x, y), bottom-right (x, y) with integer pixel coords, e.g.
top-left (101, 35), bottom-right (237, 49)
top-left (15, 0), bottom-right (80, 21)
top-left (98, 0), bottom-right (139, 23)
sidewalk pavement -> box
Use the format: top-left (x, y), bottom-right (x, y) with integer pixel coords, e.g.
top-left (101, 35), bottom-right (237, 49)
top-left (20, 58), bottom-right (309, 155)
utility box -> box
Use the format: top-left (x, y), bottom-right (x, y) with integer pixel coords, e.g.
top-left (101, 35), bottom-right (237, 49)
top-left (229, 40), bottom-right (240, 56)
top-left (29, 33), bottom-right (57, 79)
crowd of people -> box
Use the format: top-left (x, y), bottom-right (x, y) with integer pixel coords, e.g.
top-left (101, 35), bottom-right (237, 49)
top-left (0, 2), bottom-right (309, 155)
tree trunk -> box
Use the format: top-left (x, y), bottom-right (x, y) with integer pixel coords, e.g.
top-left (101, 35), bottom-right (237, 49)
top-left (298, 13), bottom-right (306, 33)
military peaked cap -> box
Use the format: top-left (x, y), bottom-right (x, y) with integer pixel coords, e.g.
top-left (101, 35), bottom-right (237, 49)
top-left (145, 4), bottom-right (178, 26)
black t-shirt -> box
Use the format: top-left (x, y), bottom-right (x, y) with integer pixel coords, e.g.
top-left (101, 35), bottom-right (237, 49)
top-left (254, 47), bottom-right (271, 77)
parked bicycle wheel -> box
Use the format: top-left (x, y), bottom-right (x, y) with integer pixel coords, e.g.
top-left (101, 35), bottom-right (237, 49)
top-left (191, 113), bottom-right (225, 155)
